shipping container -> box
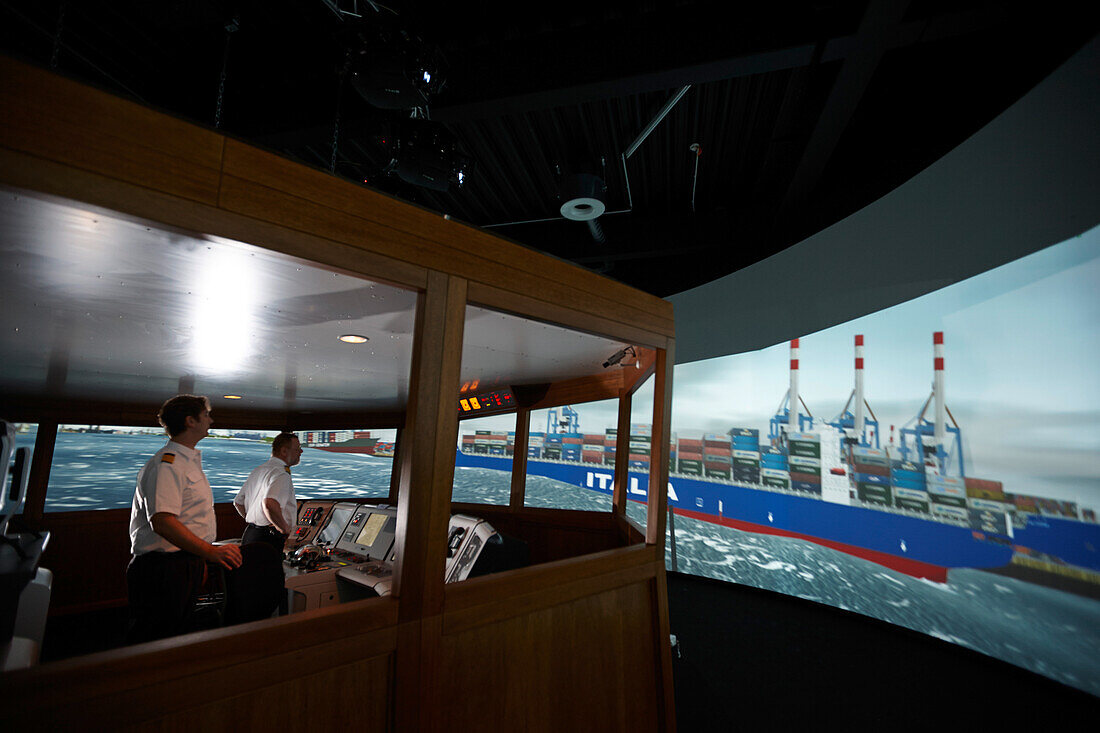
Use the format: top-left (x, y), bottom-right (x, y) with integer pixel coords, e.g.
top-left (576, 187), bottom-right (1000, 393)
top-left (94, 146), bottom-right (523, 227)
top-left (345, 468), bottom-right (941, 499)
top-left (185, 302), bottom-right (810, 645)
top-left (895, 497), bottom-right (930, 513)
top-left (762, 476), bottom-right (790, 489)
top-left (893, 486), bottom-right (928, 501)
top-left (858, 487), bottom-right (892, 506)
top-left (678, 462), bottom-right (703, 476)
top-left (760, 467), bottom-right (790, 480)
top-left (582, 451), bottom-right (603, 464)
top-left (852, 462), bottom-right (889, 477)
top-left (732, 449), bottom-right (760, 460)
top-left (853, 472), bottom-right (890, 486)
top-left (788, 455), bottom-right (822, 469)
top-left (791, 480), bottom-right (822, 494)
top-left (789, 470), bottom-right (822, 485)
top-left (788, 441), bottom-right (821, 459)
top-left (929, 494), bottom-right (967, 508)
top-left (705, 467), bottom-right (732, 480)
top-left (728, 428), bottom-right (760, 438)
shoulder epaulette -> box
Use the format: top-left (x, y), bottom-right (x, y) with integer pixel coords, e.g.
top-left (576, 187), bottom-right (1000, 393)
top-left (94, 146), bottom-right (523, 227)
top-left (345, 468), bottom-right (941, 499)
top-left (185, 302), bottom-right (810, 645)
top-left (161, 453), bottom-right (176, 464)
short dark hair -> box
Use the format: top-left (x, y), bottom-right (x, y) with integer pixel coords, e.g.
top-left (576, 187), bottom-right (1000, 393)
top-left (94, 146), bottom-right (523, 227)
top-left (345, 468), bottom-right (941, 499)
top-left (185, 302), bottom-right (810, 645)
top-left (157, 394), bottom-right (210, 437)
top-left (272, 432), bottom-right (299, 455)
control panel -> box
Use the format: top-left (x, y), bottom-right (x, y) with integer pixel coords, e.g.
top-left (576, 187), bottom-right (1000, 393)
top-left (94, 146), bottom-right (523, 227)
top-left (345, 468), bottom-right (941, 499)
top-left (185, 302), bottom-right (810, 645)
top-left (289, 501), bottom-right (335, 548)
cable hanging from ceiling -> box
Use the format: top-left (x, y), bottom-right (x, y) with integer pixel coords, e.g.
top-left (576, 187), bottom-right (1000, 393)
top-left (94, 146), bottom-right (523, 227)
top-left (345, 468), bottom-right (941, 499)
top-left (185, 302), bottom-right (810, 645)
top-left (214, 16), bottom-right (239, 130)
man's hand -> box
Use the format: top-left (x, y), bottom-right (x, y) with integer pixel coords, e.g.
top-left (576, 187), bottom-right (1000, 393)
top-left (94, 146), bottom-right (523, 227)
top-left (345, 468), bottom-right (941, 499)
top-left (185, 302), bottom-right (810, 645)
top-left (206, 543), bottom-right (243, 570)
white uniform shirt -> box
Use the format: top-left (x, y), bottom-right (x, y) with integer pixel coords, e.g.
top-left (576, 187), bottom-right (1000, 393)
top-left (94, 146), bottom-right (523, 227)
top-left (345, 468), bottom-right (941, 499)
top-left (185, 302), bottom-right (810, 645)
top-left (234, 456), bottom-right (295, 532)
top-left (129, 441), bottom-right (216, 555)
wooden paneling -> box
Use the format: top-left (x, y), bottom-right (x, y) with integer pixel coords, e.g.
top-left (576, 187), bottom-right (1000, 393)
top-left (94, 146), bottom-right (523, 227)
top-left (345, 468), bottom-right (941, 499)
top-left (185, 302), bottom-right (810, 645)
top-left (0, 60), bottom-right (224, 206)
top-left (133, 653), bottom-right (392, 733)
top-left (436, 580), bottom-right (661, 733)
top-left (2, 599), bottom-right (398, 729)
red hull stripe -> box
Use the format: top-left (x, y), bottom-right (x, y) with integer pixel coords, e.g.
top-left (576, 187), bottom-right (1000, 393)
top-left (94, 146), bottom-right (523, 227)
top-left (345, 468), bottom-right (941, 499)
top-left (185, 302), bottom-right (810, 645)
top-left (670, 505), bottom-right (948, 582)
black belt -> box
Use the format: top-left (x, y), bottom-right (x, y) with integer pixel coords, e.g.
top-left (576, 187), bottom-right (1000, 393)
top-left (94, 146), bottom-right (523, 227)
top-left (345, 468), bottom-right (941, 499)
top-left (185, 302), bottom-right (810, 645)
top-left (246, 523), bottom-right (286, 537)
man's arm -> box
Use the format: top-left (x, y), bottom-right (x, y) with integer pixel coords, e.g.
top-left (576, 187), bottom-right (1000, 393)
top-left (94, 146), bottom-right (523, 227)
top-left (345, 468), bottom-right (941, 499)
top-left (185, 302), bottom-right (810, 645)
top-left (150, 513), bottom-right (243, 570)
top-left (262, 498), bottom-right (292, 535)
top-left (232, 496), bottom-right (247, 519)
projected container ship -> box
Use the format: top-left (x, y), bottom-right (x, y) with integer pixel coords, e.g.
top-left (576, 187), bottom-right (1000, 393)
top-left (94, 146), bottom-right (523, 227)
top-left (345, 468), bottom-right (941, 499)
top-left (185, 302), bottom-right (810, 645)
top-left (297, 430), bottom-right (388, 455)
top-left (456, 334), bottom-right (1100, 583)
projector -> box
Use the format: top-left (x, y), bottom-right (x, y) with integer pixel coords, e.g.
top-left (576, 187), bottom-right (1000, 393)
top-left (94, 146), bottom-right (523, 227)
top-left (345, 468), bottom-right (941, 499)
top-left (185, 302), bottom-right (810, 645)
top-left (382, 121), bottom-right (471, 192)
top-left (349, 44), bottom-right (445, 110)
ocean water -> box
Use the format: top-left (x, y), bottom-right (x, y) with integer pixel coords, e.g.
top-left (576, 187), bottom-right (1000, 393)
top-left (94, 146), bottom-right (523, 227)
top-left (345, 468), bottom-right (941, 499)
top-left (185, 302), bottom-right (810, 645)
top-left (15, 431), bottom-right (1100, 697)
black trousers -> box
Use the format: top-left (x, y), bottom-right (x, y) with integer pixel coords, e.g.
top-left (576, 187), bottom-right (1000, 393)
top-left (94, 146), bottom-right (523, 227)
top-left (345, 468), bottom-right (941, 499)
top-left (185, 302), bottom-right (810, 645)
top-left (126, 543), bottom-right (284, 644)
top-left (242, 523), bottom-right (288, 554)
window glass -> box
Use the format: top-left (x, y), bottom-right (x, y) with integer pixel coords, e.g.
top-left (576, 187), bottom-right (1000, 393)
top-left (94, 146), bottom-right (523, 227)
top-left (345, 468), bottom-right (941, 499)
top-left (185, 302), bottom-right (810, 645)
top-left (625, 377), bottom-right (656, 531)
top-left (293, 429), bottom-right (395, 500)
top-left (524, 402), bottom-right (616, 512)
top-left (453, 415), bottom-right (513, 505)
top-left (42, 425), bottom-right (396, 512)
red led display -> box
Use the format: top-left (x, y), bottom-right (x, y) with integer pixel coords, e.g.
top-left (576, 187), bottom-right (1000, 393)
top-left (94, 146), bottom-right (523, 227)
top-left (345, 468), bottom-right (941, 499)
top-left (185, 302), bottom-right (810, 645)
top-left (458, 388), bottom-right (516, 416)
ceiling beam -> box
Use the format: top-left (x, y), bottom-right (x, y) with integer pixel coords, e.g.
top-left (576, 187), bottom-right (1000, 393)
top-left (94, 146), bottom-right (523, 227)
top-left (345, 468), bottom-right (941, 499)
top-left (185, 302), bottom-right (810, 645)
top-left (776, 0), bottom-right (912, 219)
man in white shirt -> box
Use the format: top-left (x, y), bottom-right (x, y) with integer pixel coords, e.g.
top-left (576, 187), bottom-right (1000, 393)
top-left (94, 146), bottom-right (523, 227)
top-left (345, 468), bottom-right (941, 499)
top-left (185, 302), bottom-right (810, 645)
top-left (127, 394), bottom-right (243, 643)
top-left (234, 432), bottom-right (303, 553)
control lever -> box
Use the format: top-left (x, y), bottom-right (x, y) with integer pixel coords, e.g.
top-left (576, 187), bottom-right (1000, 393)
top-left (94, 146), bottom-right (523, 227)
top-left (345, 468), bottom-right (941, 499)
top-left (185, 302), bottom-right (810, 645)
top-left (446, 526), bottom-right (466, 558)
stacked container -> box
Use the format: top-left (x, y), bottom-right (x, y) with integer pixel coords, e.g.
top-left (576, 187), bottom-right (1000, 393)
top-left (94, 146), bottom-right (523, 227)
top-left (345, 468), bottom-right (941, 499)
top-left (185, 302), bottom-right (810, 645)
top-left (677, 437), bottom-right (703, 476)
top-left (851, 446), bottom-right (891, 506)
top-left (760, 446), bottom-right (790, 489)
top-left (787, 432), bottom-right (822, 495)
top-left (603, 429), bottom-right (617, 466)
top-left (703, 433), bottom-right (732, 480)
top-left (627, 427), bottom-right (651, 471)
top-left (561, 433), bottom-right (582, 462)
top-left (965, 477), bottom-right (1013, 536)
top-left (543, 433), bottom-right (563, 460)
top-left (891, 458), bottom-right (929, 513)
top-left (729, 428), bottom-right (760, 484)
top-left (528, 432), bottom-right (544, 459)
top-left (926, 468), bottom-right (967, 521)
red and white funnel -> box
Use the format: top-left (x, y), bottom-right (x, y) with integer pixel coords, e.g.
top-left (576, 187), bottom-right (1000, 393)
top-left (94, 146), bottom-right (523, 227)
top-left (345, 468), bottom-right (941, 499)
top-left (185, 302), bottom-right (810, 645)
top-left (854, 335), bottom-right (865, 436)
top-left (789, 339), bottom-right (800, 429)
top-left (933, 331), bottom-right (945, 449)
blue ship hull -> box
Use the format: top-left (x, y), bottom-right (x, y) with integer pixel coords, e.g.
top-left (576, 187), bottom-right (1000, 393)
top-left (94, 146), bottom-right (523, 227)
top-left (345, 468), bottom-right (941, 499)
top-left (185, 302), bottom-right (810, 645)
top-left (456, 450), bottom-right (1100, 579)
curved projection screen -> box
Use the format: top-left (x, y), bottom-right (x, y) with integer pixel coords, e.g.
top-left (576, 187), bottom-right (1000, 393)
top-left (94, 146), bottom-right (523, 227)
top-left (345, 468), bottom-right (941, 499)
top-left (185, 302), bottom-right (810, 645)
top-left (660, 225), bottom-right (1100, 696)
top-left (451, 226), bottom-right (1100, 696)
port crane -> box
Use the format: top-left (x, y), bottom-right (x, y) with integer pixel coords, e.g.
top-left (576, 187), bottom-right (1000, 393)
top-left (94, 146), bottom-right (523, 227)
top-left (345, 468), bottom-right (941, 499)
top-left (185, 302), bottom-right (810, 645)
top-left (898, 332), bottom-right (967, 477)
top-left (768, 338), bottom-right (814, 446)
top-left (828, 335), bottom-right (881, 449)
top-left (547, 405), bottom-right (580, 435)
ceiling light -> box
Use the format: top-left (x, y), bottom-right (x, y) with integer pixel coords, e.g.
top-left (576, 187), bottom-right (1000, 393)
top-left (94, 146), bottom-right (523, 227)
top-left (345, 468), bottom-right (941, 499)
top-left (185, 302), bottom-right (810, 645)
top-left (339, 334), bottom-right (369, 344)
top-left (223, 394), bottom-right (242, 400)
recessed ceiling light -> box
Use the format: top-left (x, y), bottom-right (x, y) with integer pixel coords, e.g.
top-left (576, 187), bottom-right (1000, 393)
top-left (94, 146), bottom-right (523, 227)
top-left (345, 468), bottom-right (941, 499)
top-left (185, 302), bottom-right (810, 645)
top-left (223, 394), bottom-right (243, 400)
top-left (339, 334), bottom-right (369, 344)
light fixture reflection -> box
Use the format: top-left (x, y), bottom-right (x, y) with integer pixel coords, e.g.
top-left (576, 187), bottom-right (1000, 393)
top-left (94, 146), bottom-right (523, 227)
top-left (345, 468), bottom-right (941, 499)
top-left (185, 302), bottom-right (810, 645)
top-left (190, 243), bottom-right (258, 374)
top-left (339, 334), bottom-right (369, 344)
top-left (223, 394), bottom-right (242, 400)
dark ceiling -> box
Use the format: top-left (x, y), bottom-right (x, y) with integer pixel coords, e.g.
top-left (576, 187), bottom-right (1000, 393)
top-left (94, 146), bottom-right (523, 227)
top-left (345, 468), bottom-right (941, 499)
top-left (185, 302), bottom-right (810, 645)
top-left (1, 1), bottom-right (1096, 297)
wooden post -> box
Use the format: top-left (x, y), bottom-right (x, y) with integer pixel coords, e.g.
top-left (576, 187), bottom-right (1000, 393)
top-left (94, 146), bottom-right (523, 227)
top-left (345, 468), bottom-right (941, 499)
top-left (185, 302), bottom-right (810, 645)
top-left (21, 422), bottom-right (57, 527)
top-left (392, 271), bottom-right (467, 732)
top-left (387, 427), bottom-right (404, 504)
top-left (646, 342), bottom-right (674, 546)
top-left (612, 391), bottom-right (632, 517)
top-left (509, 407), bottom-right (530, 511)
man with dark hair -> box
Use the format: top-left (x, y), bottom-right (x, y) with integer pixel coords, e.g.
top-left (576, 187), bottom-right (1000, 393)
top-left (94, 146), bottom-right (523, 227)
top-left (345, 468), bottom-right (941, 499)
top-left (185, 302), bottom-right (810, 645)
top-left (234, 432), bottom-right (303, 553)
top-left (127, 395), bottom-right (281, 642)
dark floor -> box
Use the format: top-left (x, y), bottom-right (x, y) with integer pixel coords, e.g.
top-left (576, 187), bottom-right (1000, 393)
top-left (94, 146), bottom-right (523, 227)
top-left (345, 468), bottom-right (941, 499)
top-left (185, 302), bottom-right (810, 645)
top-left (665, 572), bottom-right (1099, 729)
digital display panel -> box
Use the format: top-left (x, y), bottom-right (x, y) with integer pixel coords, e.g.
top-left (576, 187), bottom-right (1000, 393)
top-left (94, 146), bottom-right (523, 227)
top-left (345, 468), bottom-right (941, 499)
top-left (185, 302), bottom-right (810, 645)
top-left (355, 512), bottom-right (388, 548)
top-left (316, 505), bottom-right (354, 546)
top-left (458, 388), bottom-right (516, 417)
